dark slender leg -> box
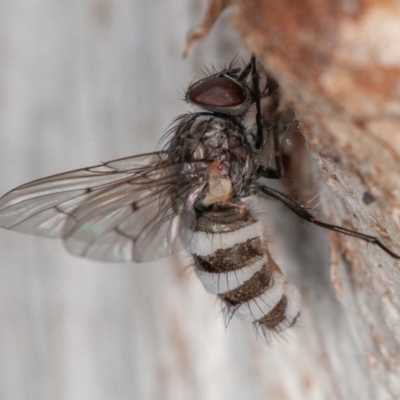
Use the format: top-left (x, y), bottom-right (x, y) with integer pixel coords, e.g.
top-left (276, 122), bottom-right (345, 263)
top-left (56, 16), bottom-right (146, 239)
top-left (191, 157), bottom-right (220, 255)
top-left (257, 164), bottom-right (281, 180)
top-left (237, 59), bottom-right (253, 81)
top-left (257, 116), bottom-right (284, 179)
top-left (250, 57), bottom-right (285, 178)
top-left (258, 184), bottom-right (400, 259)
top-left (265, 77), bottom-right (279, 96)
top-left (251, 57), bottom-right (264, 149)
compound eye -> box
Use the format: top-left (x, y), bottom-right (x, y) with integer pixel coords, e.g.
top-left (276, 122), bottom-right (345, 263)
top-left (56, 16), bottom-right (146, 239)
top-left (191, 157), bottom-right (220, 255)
top-left (188, 77), bottom-right (246, 107)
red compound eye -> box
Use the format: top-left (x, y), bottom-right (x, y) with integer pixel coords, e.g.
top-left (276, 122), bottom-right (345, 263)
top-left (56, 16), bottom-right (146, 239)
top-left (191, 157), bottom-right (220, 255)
top-left (188, 77), bottom-right (246, 107)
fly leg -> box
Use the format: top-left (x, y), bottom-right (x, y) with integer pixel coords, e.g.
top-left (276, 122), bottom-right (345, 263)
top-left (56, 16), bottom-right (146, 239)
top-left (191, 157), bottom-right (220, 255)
top-left (250, 57), bottom-right (284, 178)
top-left (258, 184), bottom-right (400, 259)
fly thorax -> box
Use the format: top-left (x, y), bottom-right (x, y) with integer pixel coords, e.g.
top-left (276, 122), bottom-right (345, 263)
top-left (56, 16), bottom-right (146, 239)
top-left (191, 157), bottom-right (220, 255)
top-left (188, 203), bottom-right (301, 333)
top-left (168, 114), bottom-right (251, 164)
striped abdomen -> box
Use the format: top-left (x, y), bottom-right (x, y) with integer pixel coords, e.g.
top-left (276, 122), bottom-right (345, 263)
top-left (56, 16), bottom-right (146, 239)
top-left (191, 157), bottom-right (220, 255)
top-left (188, 203), bottom-right (300, 333)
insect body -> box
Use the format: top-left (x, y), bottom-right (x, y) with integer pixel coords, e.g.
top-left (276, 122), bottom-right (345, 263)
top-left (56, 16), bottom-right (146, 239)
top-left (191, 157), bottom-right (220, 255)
top-left (0, 57), bottom-right (399, 336)
top-left (167, 63), bottom-right (300, 332)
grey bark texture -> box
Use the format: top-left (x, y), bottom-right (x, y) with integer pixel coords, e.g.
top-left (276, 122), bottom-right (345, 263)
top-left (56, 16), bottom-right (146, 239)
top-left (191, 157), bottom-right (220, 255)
top-left (0, 1), bottom-right (399, 400)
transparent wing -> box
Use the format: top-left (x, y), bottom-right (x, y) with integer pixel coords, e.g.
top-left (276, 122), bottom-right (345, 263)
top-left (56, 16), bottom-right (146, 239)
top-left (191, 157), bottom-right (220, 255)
top-left (0, 152), bottom-right (207, 262)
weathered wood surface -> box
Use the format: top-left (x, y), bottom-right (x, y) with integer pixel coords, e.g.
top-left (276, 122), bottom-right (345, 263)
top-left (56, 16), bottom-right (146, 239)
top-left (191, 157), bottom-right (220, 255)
top-left (233, 0), bottom-right (400, 399)
top-left (0, 0), bottom-right (398, 400)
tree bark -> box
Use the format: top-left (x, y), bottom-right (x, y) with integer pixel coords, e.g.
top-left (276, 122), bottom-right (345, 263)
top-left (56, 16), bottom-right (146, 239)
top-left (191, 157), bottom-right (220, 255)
top-left (232, 0), bottom-right (400, 398)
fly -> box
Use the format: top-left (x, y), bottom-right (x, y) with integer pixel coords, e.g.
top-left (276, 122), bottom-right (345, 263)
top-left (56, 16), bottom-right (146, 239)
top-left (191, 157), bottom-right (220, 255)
top-left (0, 57), bottom-right (399, 337)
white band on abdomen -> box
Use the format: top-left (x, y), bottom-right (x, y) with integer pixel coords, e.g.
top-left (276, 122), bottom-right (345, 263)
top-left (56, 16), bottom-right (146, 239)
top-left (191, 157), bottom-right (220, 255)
top-left (195, 255), bottom-right (267, 294)
top-left (233, 271), bottom-right (284, 322)
top-left (188, 221), bottom-right (263, 256)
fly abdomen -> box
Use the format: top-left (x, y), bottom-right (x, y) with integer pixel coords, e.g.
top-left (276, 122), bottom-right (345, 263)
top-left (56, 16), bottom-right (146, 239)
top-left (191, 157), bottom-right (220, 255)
top-left (188, 203), bottom-right (301, 334)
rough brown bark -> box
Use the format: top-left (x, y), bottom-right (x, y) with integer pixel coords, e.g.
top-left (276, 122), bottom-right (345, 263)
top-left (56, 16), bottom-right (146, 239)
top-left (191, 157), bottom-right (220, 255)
top-left (231, 0), bottom-right (400, 397)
